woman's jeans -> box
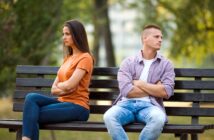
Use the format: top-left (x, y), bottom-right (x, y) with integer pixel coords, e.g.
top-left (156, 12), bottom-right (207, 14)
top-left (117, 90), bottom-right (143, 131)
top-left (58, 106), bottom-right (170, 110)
top-left (22, 93), bottom-right (89, 140)
top-left (103, 100), bottom-right (166, 140)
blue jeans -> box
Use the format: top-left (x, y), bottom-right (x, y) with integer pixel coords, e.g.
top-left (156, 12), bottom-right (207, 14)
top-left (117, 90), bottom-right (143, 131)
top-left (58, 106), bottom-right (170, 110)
top-left (103, 100), bottom-right (166, 140)
top-left (22, 93), bottom-right (89, 140)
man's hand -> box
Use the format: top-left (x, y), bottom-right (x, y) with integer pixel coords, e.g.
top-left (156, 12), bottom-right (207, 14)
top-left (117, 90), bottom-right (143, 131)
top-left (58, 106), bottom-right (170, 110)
top-left (133, 80), bottom-right (168, 98)
top-left (156, 81), bottom-right (162, 85)
top-left (126, 80), bottom-right (148, 98)
top-left (133, 80), bottom-right (145, 87)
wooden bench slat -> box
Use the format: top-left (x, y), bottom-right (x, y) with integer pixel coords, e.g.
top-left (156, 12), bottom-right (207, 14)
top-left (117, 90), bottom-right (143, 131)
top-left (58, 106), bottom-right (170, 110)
top-left (16, 78), bottom-right (53, 87)
top-left (16, 65), bottom-right (118, 76)
top-left (45, 123), bottom-right (213, 133)
top-left (90, 80), bottom-right (118, 88)
top-left (16, 78), bottom-right (214, 90)
top-left (14, 90), bottom-right (119, 101)
top-left (92, 67), bottom-right (118, 76)
top-left (13, 103), bottom-right (214, 116)
top-left (14, 90), bottom-right (51, 99)
top-left (174, 68), bottom-right (214, 77)
top-left (124, 123), bottom-right (206, 133)
top-left (169, 93), bottom-right (214, 102)
top-left (14, 90), bottom-right (214, 102)
top-left (16, 65), bottom-right (58, 75)
top-left (16, 78), bottom-right (119, 88)
top-left (17, 65), bottom-right (214, 77)
top-left (42, 122), bottom-right (207, 133)
top-left (90, 106), bottom-right (214, 116)
top-left (174, 81), bottom-right (214, 90)
top-left (0, 120), bottom-right (208, 133)
top-left (0, 120), bottom-right (22, 129)
top-left (165, 107), bottom-right (214, 116)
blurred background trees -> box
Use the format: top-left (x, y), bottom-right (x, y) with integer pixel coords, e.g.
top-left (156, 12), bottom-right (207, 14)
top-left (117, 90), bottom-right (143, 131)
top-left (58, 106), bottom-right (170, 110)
top-left (0, 0), bottom-right (214, 96)
top-left (127, 0), bottom-right (214, 66)
top-left (0, 0), bottom-right (62, 96)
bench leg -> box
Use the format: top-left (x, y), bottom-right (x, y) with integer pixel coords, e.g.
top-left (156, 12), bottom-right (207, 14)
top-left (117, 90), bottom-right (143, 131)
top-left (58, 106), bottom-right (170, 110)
top-left (180, 134), bottom-right (188, 140)
top-left (50, 130), bottom-right (56, 140)
top-left (191, 134), bottom-right (198, 140)
top-left (16, 128), bottom-right (22, 140)
top-left (175, 133), bottom-right (188, 140)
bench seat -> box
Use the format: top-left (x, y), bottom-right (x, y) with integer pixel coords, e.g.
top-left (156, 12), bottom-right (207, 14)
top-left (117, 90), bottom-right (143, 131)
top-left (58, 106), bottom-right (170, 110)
top-left (0, 120), bottom-right (213, 133)
top-left (0, 65), bottom-right (213, 140)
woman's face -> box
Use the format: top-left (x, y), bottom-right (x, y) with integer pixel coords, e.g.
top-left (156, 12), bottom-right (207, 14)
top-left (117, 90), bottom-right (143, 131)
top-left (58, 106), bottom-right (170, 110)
top-left (62, 26), bottom-right (74, 47)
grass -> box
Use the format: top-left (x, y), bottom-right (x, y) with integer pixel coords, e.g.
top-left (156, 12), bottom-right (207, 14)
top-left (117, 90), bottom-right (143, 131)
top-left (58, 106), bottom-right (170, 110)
top-left (0, 97), bottom-right (213, 140)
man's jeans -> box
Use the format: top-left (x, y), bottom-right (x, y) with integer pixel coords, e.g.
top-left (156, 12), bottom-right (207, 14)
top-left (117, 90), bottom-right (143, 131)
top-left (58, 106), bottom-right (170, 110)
top-left (103, 100), bottom-right (166, 140)
top-left (22, 93), bottom-right (89, 140)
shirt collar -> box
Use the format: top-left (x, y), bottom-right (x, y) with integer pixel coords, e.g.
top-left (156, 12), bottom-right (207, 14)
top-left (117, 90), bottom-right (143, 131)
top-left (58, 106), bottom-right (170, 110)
top-left (137, 50), bottom-right (162, 63)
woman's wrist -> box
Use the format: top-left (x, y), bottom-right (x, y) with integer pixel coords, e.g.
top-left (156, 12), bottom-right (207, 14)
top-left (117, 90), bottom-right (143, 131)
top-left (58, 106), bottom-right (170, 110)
top-left (57, 82), bottom-right (66, 90)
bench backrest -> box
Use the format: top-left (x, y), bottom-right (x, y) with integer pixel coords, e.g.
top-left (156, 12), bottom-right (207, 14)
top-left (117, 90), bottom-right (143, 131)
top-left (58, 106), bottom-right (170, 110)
top-left (14, 65), bottom-right (214, 121)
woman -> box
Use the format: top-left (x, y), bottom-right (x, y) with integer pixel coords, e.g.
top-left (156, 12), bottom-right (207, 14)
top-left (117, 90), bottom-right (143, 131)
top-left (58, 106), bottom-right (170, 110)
top-left (22, 19), bottom-right (94, 140)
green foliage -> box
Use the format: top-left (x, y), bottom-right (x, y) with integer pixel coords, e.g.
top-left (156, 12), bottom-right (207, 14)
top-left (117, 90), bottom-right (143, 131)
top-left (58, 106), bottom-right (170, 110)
top-left (126, 0), bottom-right (214, 67)
top-left (0, 0), bottom-right (108, 96)
top-left (2, 0), bottom-right (213, 97)
top-left (0, 0), bottom-right (105, 96)
top-left (61, 0), bottom-right (93, 23)
top-left (0, 0), bottom-right (62, 96)
top-left (164, 0), bottom-right (214, 66)
top-left (0, 1), bottom-right (18, 96)
top-left (13, 0), bottom-right (62, 65)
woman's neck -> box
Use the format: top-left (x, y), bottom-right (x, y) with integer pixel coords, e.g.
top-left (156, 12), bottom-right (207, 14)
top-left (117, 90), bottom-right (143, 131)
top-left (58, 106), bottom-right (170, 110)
top-left (72, 47), bottom-right (82, 56)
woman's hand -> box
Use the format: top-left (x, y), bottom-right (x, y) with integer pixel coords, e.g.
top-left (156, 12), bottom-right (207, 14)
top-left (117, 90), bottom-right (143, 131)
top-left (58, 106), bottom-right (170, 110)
top-left (51, 84), bottom-right (75, 96)
top-left (57, 82), bottom-right (68, 91)
top-left (51, 68), bottom-right (87, 96)
top-left (51, 78), bottom-right (75, 96)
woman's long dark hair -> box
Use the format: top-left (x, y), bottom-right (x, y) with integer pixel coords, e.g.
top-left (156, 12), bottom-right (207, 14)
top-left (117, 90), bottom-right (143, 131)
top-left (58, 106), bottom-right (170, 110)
top-left (63, 19), bottom-right (91, 57)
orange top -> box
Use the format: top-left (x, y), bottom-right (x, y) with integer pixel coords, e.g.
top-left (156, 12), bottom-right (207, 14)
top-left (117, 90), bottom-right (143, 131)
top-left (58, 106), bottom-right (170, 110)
top-left (57, 53), bottom-right (93, 110)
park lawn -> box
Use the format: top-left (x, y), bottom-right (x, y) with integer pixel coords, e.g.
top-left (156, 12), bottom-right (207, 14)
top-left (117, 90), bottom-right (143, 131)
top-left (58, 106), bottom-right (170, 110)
top-left (0, 97), bottom-right (213, 140)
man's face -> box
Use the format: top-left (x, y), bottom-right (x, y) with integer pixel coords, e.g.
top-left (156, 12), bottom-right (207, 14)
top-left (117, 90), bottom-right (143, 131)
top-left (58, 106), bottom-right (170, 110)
top-left (143, 28), bottom-right (163, 50)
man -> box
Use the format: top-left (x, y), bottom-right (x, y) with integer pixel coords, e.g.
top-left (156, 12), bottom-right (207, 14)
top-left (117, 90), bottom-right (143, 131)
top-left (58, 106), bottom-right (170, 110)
top-left (103, 24), bottom-right (175, 140)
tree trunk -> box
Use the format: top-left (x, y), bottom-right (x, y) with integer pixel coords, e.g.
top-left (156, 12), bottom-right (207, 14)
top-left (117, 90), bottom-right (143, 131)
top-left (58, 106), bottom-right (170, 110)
top-left (92, 2), bottom-right (101, 66)
top-left (93, 0), bottom-right (116, 66)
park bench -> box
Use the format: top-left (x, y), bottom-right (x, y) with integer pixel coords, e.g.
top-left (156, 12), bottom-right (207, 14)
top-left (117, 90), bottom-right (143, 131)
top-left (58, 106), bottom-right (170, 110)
top-left (0, 65), bottom-right (214, 140)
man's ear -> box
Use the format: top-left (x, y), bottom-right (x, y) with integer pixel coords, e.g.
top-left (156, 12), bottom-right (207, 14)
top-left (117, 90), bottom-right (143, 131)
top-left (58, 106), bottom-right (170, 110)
top-left (143, 36), bottom-right (148, 42)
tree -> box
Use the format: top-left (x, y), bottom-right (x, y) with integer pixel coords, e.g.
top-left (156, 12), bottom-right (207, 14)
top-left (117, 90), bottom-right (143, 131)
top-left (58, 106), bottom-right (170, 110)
top-left (0, 0), bottom-right (116, 96)
top-left (92, 0), bottom-right (116, 66)
top-left (61, 0), bottom-right (116, 66)
top-left (0, 0), bottom-right (62, 96)
top-left (125, 0), bottom-right (214, 67)
top-left (163, 0), bottom-right (214, 66)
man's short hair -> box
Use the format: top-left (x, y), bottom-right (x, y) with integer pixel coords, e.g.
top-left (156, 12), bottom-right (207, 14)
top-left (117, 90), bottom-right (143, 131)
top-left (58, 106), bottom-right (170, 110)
top-left (142, 24), bottom-right (161, 37)
top-left (143, 24), bottom-right (161, 31)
